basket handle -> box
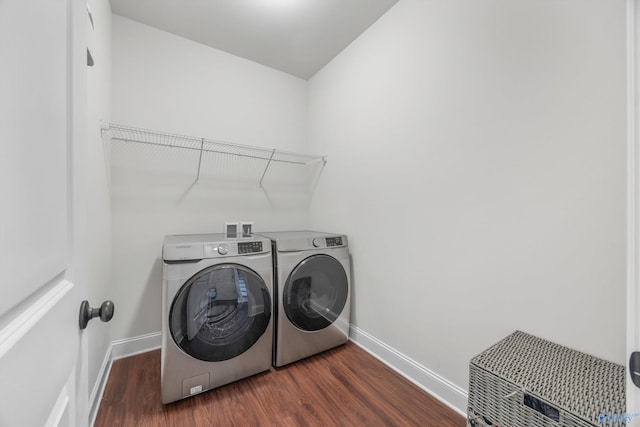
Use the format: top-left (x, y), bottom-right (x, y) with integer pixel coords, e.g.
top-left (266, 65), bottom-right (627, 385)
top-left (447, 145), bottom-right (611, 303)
top-left (504, 390), bottom-right (519, 399)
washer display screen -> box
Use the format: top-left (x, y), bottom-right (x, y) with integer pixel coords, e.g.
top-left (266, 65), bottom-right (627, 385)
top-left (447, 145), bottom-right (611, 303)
top-left (169, 264), bottom-right (271, 362)
top-left (283, 255), bottom-right (348, 331)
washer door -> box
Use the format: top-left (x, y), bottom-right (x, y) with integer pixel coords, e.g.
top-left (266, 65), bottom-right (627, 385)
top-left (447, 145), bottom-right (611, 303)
top-left (170, 264), bottom-right (271, 362)
top-left (283, 254), bottom-right (348, 331)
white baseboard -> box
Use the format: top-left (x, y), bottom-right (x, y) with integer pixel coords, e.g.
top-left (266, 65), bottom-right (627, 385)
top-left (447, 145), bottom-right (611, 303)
top-left (111, 331), bottom-right (161, 360)
top-left (349, 325), bottom-right (468, 417)
top-left (89, 342), bottom-right (112, 427)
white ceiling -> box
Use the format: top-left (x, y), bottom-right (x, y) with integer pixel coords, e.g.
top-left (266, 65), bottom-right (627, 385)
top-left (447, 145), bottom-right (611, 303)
top-left (109, 0), bottom-right (399, 80)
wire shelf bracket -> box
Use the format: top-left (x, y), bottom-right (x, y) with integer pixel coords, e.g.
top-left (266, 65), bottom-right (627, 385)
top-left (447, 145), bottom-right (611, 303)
top-left (259, 149), bottom-right (276, 186)
top-left (195, 138), bottom-right (205, 182)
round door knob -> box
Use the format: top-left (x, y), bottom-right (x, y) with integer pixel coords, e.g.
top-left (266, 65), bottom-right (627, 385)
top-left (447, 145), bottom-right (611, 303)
top-left (79, 300), bottom-right (114, 330)
top-left (218, 244), bottom-right (229, 255)
top-left (312, 238), bottom-right (321, 248)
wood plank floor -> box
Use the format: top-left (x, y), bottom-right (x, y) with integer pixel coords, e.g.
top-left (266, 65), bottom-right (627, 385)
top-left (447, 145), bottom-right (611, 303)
top-left (95, 342), bottom-right (466, 427)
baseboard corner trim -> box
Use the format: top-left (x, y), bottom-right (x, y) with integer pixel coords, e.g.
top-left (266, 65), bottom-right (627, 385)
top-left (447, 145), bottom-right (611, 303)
top-left (89, 342), bottom-right (113, 427)
top-left (111, 331), bottom-right (162, 360)
top-left (349, 325), bottom-right (468, 417)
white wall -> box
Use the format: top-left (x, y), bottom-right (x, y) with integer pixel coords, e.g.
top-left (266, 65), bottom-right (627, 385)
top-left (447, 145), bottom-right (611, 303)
top-left (86, 0), bottom-right (112, 404)
top-left (110, 16), bottom-right (310, 340)
top-left (308, 0), bottom-right (627, 393)
top-left (108, 0), bottom-right (627, 411)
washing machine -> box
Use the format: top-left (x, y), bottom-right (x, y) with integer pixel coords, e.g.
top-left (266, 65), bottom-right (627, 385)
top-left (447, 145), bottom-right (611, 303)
top-left (259, 231), bottom-right (351, 367)
top-left (161, 233), bottom-right (273, 404)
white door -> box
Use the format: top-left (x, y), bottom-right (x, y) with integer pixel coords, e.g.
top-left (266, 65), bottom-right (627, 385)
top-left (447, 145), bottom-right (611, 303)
top-left (630, 0), bottom-right (640, 424)
top-left (0, 0), bottom-right (89, 426)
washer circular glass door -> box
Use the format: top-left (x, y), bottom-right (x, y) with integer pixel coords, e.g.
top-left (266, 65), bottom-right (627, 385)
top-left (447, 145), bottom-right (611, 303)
top-left (283, 254), bottom-right (348, 331)
top-left (169, 264), bottom-right (271, 362)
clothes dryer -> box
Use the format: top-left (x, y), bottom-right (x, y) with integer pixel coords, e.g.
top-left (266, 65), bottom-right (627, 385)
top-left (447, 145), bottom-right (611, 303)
top-left (161, 234), bottom-right (273, 404)
top-left (259, 231), bottom-right (350, 367)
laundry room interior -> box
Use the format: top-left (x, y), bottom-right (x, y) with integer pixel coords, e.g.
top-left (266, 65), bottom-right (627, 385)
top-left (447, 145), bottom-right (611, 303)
top-left (79, 0), bottom-right (628, 425)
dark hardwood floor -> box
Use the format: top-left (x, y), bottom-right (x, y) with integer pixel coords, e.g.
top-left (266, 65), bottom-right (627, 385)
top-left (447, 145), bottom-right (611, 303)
top-left (94, 342), bottom-right (466, 427)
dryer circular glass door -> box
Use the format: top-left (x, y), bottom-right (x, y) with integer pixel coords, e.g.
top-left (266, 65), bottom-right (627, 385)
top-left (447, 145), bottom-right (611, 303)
top-left (169, 264), bottom-right (271, 362)
top-left (283, 254), bottom-right (348, 331)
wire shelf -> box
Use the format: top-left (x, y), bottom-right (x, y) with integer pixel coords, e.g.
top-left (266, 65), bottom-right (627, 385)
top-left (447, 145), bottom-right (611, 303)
top-left (106, 124), bottom-right (326, 186)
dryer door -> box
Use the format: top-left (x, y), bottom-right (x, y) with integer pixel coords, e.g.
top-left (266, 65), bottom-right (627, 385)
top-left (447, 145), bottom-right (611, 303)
top-left (169, 264), bottom-right (271, 362)
top-left (283, 254), bottom-right (348, 331)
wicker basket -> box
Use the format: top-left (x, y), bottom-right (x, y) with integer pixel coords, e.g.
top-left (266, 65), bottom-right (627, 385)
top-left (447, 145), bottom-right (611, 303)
top-left (467, 331), bottom-right (625, 427)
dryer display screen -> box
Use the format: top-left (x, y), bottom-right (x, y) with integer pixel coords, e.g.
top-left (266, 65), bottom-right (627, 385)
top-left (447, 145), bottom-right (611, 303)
top-left (238, 241), bottom-right (263, 254)
top-left (326, 237), bottom-right (343, 247)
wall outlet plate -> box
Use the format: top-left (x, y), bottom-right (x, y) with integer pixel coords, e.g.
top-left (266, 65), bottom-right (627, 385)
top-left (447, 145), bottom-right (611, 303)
top-left (240, 222), bottom-right (253, 237)
top-left (224, 222), bottom-right (239, 238)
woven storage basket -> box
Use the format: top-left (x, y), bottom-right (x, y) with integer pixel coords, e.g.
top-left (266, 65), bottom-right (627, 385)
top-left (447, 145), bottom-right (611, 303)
top-left (467, 331), bottom-right (625, 427)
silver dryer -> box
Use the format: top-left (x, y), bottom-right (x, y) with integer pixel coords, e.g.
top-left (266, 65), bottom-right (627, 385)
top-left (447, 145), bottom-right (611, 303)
top-left (259, 231), bottom-right (351, 368)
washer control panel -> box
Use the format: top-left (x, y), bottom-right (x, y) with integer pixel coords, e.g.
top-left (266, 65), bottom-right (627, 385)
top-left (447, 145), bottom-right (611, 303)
top-left (202, 240), bottom-right (267, 258)
top-left (238, 241), bottom-right (263, 254)
top-left (163, 234), bottom-right (271, 261)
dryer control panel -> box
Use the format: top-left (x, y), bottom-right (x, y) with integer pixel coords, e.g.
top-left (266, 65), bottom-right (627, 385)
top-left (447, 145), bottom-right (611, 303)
top-left (258, 231), bottom-right (348, 252)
